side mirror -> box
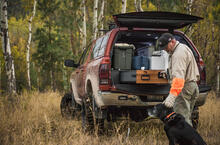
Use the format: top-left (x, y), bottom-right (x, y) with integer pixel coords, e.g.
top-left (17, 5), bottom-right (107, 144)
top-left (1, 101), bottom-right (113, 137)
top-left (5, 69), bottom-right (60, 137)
top-left (64, 59), bottom-right (79, 68)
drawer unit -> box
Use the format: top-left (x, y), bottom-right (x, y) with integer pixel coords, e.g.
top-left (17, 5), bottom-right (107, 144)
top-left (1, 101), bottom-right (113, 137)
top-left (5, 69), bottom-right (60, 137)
top-left (136, 70), bottom-right (168, 84)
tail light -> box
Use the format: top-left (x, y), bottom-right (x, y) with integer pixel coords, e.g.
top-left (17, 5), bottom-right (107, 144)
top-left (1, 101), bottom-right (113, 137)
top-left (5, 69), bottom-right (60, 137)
top-left (99, 64), bottom-right (110, 85)
top-left (198, 57), bottom-right (206, 85)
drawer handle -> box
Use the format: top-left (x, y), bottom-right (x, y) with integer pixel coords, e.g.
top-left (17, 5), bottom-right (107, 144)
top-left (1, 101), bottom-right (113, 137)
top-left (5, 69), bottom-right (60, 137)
top-left (141, 75), bottom-right (150, 80)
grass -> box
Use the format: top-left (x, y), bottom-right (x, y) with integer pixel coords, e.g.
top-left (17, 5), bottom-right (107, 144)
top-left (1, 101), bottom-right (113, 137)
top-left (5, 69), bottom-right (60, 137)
top-left (0, 91), bottom-right (219, 145)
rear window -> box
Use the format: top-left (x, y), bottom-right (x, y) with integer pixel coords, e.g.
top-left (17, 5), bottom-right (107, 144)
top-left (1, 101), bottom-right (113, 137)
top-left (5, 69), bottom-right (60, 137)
top-left (92, 34), bottom-right (110, 59)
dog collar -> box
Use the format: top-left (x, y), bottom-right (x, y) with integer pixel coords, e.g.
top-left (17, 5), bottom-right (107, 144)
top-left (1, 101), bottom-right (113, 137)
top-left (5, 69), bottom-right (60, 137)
top-left (166, 112), bottom-right (175, 119)
top-left (164, 112), bottom-right (176, 123)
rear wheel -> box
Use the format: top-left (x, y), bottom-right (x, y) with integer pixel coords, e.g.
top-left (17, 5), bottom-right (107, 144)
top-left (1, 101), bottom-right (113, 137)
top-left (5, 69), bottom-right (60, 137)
top-left (82, 97), bottom-right (95, 133)
top-left (81, 93), bottom-right (105, 135)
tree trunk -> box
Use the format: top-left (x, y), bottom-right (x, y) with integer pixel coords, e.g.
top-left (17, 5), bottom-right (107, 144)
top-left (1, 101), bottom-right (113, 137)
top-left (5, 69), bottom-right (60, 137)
top-left (0, 0), bottom-right (16, 96)
top-left (217, 37), bottom-right (220, 98)
top-left (93, 0), bottom-right (98, 40)
top-left (134, 0), bottom-right (137, 11)
top-left (187, 0), bottom-right (193, 15)
top-left (82, 0), bottom-right (87, 50)
top-left (0, 59), bottom-right (1, 95)
top-left (26, 0), bottom-right (37, 90)
top-left (98, 0), bottom-right (105, 36)
top-left (217, 64), bottom-right (220, 97)
top-left (146, 0), bottom-right (149, 8)
top-left (121, 0), bottom-right (127, 13)
top-left (134, 0), bottom-right (143, 12)
top-left (187, 0), bottom-right (194, 36)
top-left (156, 0), bottom-right (160, 11)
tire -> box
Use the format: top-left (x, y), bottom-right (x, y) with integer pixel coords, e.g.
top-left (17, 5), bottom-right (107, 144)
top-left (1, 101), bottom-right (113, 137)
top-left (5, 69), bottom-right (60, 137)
top-left (192, 107), bottom-right (199, 129)
top-left (82, 97), bottom-right (94, 133)
top-left (60, 93), bottom-right (81, 119)
top-left (81, 93), bottom-right (105, 135)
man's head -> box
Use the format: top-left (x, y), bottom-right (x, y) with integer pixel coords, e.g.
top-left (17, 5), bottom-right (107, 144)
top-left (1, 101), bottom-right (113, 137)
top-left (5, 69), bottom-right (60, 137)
top-left (157, 33), bottom-right (176, 53)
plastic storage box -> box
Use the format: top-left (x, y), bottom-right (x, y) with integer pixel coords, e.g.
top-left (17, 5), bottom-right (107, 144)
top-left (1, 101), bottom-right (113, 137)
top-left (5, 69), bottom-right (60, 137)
top-left (113, 43), bottom-right (134, 70)
top-left (132, 56), bottom-right (149, 70)
top-left (150, 50), bottom-right (169, 70)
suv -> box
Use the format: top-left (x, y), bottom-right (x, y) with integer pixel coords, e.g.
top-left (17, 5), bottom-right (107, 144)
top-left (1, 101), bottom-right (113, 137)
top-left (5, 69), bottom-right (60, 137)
top-left (61, 12), bottom-right (211, 133)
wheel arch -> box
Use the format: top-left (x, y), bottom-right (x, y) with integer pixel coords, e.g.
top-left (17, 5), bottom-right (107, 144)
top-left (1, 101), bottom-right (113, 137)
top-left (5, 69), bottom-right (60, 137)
top-left (70, 79), bottom-right (82, 105)
top-left (85, 75), bottom-right (104, 107)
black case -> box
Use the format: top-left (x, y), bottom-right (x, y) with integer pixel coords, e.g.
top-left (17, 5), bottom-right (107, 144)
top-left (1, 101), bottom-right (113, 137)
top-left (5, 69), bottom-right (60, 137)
top-left (119, 70), bottom-right (136, 83)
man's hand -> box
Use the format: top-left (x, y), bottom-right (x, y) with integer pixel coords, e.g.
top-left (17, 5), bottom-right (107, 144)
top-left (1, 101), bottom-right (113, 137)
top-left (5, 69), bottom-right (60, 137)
top-left (163, 94), bottom-right (177, 108)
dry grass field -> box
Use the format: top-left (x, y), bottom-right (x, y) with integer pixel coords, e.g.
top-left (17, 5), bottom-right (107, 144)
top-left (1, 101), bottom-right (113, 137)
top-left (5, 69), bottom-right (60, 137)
top-left (0, 91), bottom-right (219, 145)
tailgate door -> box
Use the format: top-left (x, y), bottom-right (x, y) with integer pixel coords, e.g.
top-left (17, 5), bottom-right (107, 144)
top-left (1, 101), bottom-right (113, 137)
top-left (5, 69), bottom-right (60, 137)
top-left (113, 11), bottom-right (203, 29)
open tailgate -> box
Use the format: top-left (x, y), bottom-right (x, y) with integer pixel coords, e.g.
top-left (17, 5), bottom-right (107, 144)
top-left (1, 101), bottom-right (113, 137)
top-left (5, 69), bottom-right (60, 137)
top-left (113, 11), bottom-right (203, 30)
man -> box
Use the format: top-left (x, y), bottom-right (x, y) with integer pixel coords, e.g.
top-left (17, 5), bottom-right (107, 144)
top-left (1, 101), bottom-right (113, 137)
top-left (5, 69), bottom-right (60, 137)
top-left (157, 33), bottom-right (200, 126)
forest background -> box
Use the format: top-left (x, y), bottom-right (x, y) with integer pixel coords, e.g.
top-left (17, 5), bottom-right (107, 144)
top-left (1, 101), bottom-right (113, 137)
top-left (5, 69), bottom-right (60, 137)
top-left (0, 1), bottom-right (220, 145)
top-left (0, 0), bottom-right (220, 96)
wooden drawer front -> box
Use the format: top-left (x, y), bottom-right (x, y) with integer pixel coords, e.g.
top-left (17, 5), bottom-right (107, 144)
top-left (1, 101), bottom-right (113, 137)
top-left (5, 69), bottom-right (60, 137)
top-left (136, 70), bottom-right (168, 84)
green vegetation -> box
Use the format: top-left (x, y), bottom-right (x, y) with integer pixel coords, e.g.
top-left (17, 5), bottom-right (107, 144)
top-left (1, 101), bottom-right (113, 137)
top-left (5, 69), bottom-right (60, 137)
top-left (0, 0), bottom-right (219, 94)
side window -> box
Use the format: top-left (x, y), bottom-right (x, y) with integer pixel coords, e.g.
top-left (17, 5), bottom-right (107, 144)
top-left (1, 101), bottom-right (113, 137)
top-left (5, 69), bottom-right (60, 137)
top-left (98, 34), bottom-right (110, 56)
top-left (79, 47), bottom-right (90, 65)
top-left (92, 37), bottom-right (104, 58)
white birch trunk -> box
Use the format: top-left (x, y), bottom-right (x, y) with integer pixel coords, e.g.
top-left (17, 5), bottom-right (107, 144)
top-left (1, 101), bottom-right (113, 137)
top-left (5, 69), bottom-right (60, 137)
top-left (187, 0), bottom-right (193, 15)
top-left (0, 0), bottom-right (16, 95)
top-left (137, 0), bottom-right (143, 12)
top-left (134, 0), bottom-right (143, 12)
top-left (187, 0), bottom-right (194, 36)
top-left (121, 0), bottom-right (127, 13)
top-left (26, 0), bottom-right (37, 90)
top-left (98, 0), bottom-right (105, 36)
top-left (82, 0), bottom-right (87, 49)
top-left (134, 0), bottom-right (137, 11)
top-left (93, 0), bottom-right (98, 40)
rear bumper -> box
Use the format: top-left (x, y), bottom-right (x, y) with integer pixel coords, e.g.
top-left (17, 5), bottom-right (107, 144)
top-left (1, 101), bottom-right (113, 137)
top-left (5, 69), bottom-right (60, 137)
top-left (97, 91), bottom-right (209, 108)
top-left (98, 91), bottom-right (160, 107)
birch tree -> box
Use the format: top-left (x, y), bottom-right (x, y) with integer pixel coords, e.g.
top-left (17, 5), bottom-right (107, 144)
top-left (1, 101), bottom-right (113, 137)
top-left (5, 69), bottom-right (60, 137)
top-left (0, 0), bottom-right (16, 95)
top-left (134, 0), bottom-right (143, 12)
top-left (187, 0), bottom-right (193, 15)
top-left (93, 0), bottom-right (98, 40)
top-left (82, 0), bottom-right (87, 49)
top-left (26, 0), bottom-right (37, 90)
top-left (98, 0), bottom-right (105, 36)
top-left (186, 0), bottom-right (194, 36)
top-left (121, 0), bottom-right (127, 13)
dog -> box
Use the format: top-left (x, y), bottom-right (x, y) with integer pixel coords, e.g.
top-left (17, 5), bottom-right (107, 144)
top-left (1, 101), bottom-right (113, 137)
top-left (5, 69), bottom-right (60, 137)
top-left (148, 103), bottom-right (207, 145)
